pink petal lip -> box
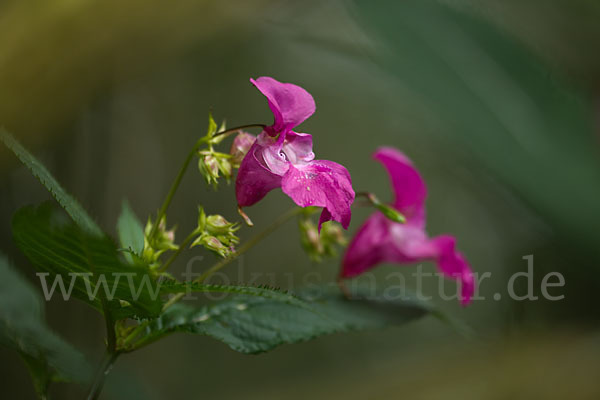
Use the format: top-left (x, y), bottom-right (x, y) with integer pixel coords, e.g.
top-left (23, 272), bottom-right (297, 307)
top-left (281, 160), bottom-right (354, 230)
top-left (341, 147), bottom-right (475, 305)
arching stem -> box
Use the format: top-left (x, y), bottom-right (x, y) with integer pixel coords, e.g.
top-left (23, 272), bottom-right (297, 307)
top-left (147, 123), bottom-right (265, 241)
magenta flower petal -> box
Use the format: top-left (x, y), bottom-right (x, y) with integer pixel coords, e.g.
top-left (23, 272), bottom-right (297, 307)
top-left (342, 214), bottom-right (474, 305)
top-left (374, 147), bottom-right (427, 225)
top-left (342, 213), bottom-right (434, 278)
top-left (317, 208), bottom-right (332, 231)
top-left (259, 132), bottom-right (289, 176)
top-left (341, 147), bottom-right (475, 306)
top-left (251, 77), bottom-right (316, 133)
top-left (281, 160), bottom-right (354, 229)
top-left (235, 141), bottom-right (282, 207)
top-left (341, 213), bottom-right (395, 278)
top-left (282, 131), bottom-right (315, 164)
top-left (430, 235), bottom-right (475, 305)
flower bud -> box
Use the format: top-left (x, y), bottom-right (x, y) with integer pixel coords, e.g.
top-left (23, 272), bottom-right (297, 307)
top-left (321, 222), bottom-right (347, 247)
top-left (192, 208), bottom-right (239, 258)
top-left (191, 233), bottom-right (237, 258)
top-left (197, 206), bottom-right (207, 232)
top-left (206, 214), bottom-right (230, 233)
top-left (298, 216), bottom-right (346, 262)
top-left (198, 150), bottom-right (234, 187)
top-left (198, 151), bottom-right (219, 186)
top-left (191, 234), bottom-right (230, 258)
top-left (373, 202), bottom-right (406, 223)
top-left (230, 131), bottom-right (256, 167)
top-left (360, 192), bottom-right (406, 223)
top-left (218, 156), bottom-right (232, 178)
top-left (143, 216), bottom-right (179, 266)
top-left (299, 218), bottom-right (323, 261)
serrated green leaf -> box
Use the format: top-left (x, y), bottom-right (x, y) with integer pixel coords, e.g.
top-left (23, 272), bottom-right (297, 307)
top-left (160, 280), bottom-right (313, 310)
top-left (138, 285), bottom-right (430, 354)
top-left (0, 254), bottom-right (92, 396)
top-left (12, 203), bottom-right (163, 319)
top-left (117, 200), bottom-right (145, 263)
top-left (0, 128), bottom-right (103, 236)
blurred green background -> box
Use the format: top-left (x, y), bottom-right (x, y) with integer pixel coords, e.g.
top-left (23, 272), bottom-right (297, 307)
top-left (2, 0), bottom-right (600, 398)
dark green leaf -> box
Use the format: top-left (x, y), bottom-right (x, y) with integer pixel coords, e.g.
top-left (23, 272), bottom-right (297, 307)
top-left (117, 200), bottom-right (145, 263)
top-left (0, 128), bottom-right (103, 236)
top-left (0, 254), bottom-right (91, 396)
top-left (160, 280), bottom-right (312, 309)
top-left (139, 285), bottom-right (430, 354)
top-left (12, 203), bottom-right (163, 319)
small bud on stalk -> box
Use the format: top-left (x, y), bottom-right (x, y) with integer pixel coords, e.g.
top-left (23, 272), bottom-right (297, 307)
top-left (298, 209), bottom-right (347, 262)
top-left (192, 207), bottom-right (240, 258)
top-left (198, 150), bottom-right (233, 187)
top-left (230, 131), bottom-right (256, 167)
top-left (143, 216), bottom-right (179, 268)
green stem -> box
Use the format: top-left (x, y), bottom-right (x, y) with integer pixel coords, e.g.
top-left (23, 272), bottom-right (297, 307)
top-left (212, 123), bottom-right (265, 139)
top-left (162, 292), bottom-right (184, 312)
top-left (123, 232), bottom-right (201, 345)
top-left (148, 123), bottom-right (265, 241)
top-left (101, 303), bottom-right (116, 353)
top-left (197, 206), bottom-right (302, 282)
top-left (149, 145), bottom-right (197, 240)
top-left (158, 230), bottom-right (197, 273)
top-left (120, 324), bottom-right (147, 350)
top-left (86, 351), bottom-right (120, 400)
top-left (86, 303), bottom-right (119, 400)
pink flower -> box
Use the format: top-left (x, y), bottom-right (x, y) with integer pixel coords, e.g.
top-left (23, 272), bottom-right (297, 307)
top-left (341, 147), bottom-right (475, 305)
top-left (236, 77), bottom-right (354, 229)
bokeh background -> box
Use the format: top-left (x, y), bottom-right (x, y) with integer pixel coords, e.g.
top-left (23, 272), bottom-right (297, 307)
top-left (2, 0), bottom-right (600, 398)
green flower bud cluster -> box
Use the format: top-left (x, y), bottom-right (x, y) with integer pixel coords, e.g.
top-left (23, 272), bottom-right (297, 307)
top-left (198, 149), bottom-right (233, 187)
top-left (143, 216), bottom-right (179, 268)
top-left (298, 211), bottom-right (347, 262)
top-left (191, 207), bottom-right (240, 258)
top-left (197, 113), bottom-right (234, 187)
